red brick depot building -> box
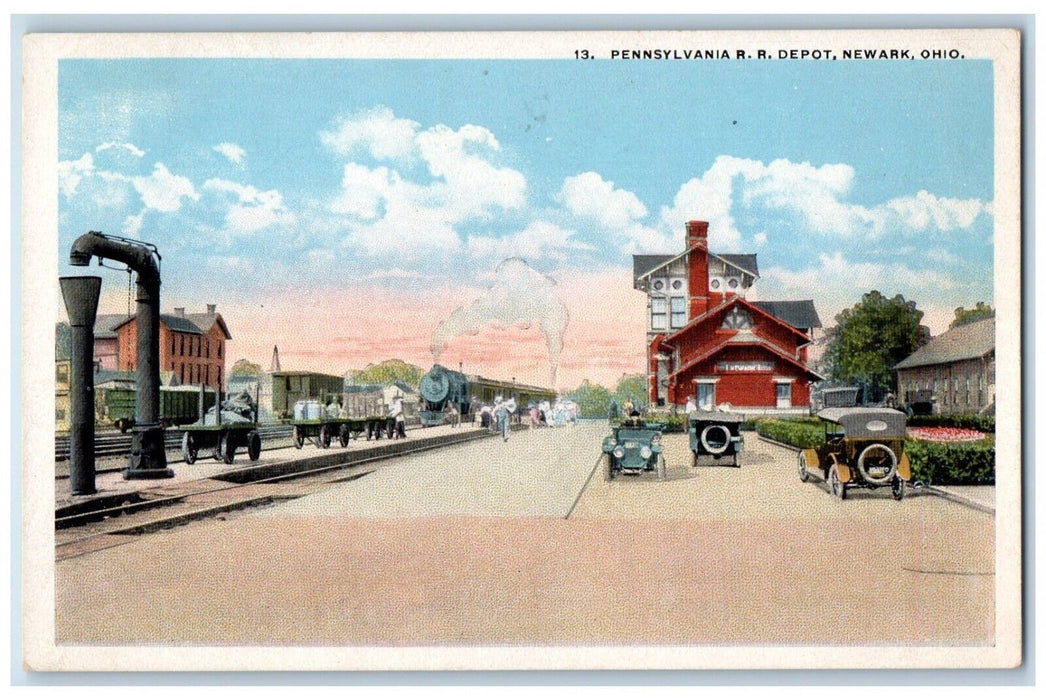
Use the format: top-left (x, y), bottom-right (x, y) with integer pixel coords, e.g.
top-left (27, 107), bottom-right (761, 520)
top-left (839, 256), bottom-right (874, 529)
top-left (634, 220), bottom-right (823, 415)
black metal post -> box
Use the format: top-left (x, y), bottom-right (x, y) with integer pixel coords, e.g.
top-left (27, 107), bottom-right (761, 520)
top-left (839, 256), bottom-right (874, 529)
top-left (59, 276), bottom-right (102, 496)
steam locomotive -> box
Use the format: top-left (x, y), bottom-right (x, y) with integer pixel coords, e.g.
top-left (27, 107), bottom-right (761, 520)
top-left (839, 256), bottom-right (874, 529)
top-left (418, 364), bottom-right (557, 427)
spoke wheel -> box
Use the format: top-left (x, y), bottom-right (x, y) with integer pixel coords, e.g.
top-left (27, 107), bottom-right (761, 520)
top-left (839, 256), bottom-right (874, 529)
top-left (293, 425), bottom-right (304, 449)
top-left (828, 464), bottom-right (846, 500)
top-left (798, 452), bottom-right (810, 482)
top-left (181, 431), bottom-right (197, 465)
top-left (247, 431), bottom-right (261, 461)
top-left (221, 433), bottom-right (236, 465)
top-left (339, 424), bottom-right (350, 448)
top-left (891, 477), bottom-right (905, 501)
top-left (319, 425), bottom-right (332, 449)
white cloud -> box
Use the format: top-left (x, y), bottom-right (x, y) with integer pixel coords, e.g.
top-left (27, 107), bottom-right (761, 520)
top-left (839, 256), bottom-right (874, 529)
top-left (213, 142), bottom-right (246, 165)
top-left (132, 163), bottom-right (199, 213)
top-left (466, 221), bottom-right (593, 264)
top-left (415, 123), bottom-right (527, 217)
top-left (204, 177), bottom-right (295, 235)
top-left (57, 153), bottom-right (94, 197)
top-left (322, 110), bottom-right (528, 258)
top-left (320, 106), bottom-right (419, 162)
top-left (96, 141), bottom-right (145, 158)
top-left (364, 268), bottom-right (431, 281)
top-left (757, 251), bottom-right (963, 331)
top-left (330, 163), bottom-right (398, 219)
top-left (886, 190), bottom-right (987, 231)
top-left (753, 232), bottom-right (768, 246)
top-left (661, 155), bottom-right (991, 245)
top-left (558, 172), bottom-right (647, 229)
top-left (122, 210), bottom-right (145, 238)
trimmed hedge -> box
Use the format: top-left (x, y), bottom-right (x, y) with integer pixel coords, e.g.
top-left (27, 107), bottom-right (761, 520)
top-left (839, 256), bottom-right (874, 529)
top-left (907, 413), bottom-right (995, 433)
top-left (905, 438), bottom-right (996, 486)
top-left (753, 419), bottom-right (824, 449)
top-left (754, 417), bottom-right (996, 486)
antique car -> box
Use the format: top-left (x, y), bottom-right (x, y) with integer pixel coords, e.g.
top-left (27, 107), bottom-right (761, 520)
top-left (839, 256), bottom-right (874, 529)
top-left (798, 407), bottom-right (911, 500)
top-left (688, 411), bottom-right (744, 467)
top-left (602, 415), bottom-right (667, 480)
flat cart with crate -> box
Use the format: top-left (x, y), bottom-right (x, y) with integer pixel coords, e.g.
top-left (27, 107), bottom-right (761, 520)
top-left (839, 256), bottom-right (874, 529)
top-left (289, 417), bottom-right (375, 449)
top-left (179, 422), bottom-right (261, 465)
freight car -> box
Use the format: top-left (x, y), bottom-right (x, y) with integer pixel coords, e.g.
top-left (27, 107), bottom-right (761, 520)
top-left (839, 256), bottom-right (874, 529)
top-left (418, 364), bottom-right (557, 427)
top-left (96, 380), bottom-right (217, 432)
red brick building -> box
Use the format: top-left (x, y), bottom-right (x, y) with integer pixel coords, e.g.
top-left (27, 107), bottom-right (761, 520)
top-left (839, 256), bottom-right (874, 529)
top-left (114, 304), bottom-right (231, 390)
top-left (635, 220), bottom-right (823, 415)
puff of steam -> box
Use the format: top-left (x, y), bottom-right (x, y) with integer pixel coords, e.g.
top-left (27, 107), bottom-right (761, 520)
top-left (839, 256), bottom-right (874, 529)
top-left (431, 258), bottom-right (569, 384)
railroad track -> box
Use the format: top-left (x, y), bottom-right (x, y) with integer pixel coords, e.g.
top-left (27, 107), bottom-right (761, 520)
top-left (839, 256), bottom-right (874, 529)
top-left (54, 424), bottom-right (294, 461)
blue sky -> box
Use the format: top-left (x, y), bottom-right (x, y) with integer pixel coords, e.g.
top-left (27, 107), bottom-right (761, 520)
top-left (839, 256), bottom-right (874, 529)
top-left (56, 57), bottom-right (996, 379)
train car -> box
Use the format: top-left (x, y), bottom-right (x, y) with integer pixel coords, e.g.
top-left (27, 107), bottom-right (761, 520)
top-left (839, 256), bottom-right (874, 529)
top-left (97, 381), bottom-right (217, 432)
top-left (418, 364), bottom-right (557, 427)
top-left (268, 371), bottom-right (346, 420)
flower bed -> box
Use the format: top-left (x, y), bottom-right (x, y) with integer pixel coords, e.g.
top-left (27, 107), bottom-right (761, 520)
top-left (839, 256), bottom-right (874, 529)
top-left (907, 426), bottom-right (988, 443)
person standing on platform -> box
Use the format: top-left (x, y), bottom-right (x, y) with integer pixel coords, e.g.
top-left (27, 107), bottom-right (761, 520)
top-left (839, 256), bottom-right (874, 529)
top-left (444, 402), bottom-right (460, 428)
top-left (685, 394), bottom-right (698, 414)
top-left (494, 395), bottom-right (516, 442)
top-left (390, 394), bottom-right (406, 439)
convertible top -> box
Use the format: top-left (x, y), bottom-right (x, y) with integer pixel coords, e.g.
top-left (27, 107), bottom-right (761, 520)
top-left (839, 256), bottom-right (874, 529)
top-left (688, 410), bottom-right (744, 423)
top-left (817, 407), bottom-right (907, 437)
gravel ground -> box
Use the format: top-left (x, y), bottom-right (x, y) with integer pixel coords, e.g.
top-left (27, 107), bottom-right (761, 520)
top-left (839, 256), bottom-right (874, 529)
top-left (54, 425), bottom-right (996, 651)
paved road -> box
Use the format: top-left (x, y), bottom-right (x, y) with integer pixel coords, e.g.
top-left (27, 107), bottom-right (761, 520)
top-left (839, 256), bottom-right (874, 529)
top-left (53, 425), bottom-right (997, 656)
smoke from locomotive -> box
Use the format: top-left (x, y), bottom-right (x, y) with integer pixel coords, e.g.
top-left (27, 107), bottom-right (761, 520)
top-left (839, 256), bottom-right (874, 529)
top-left (430, 257), bottom-right (569, 386)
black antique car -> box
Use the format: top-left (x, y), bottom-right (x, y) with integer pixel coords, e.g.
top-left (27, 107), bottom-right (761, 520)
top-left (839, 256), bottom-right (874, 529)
top-left (601, 415), bottom-right (666, 480)
top-left (688, 410), bottom-right (744, 467)
top-left (798, 407), bottom-right (911, 500)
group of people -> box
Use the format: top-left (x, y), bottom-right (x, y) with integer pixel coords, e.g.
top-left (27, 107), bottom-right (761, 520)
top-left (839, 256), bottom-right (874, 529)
top-left (527, 399), bottom-right (575, 429)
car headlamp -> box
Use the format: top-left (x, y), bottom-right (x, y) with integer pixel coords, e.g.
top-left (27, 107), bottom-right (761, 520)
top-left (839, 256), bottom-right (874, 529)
top-left (613, 446), bottom-right (625, 459)
top-left (640, 446), bottom-right (652, 459)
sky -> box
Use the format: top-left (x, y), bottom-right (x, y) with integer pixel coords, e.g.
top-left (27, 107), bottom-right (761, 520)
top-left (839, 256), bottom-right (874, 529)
top-left (56, 57), bottom-right (996, 390)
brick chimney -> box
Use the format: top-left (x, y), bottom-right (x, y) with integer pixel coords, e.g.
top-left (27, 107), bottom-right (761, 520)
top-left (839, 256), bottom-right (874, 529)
top-left (206, 303), bottom-right (216, 314)
top-left (174, 307), bottom-right (185, 317)
top-left (686, 220), bottom-right (710, 319)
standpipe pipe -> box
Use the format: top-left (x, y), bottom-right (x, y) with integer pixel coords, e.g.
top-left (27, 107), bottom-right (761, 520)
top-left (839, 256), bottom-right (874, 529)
top-left (69, 231), bottom-right (173, 479)
top-left (59, 275), bottom-right (102, 495)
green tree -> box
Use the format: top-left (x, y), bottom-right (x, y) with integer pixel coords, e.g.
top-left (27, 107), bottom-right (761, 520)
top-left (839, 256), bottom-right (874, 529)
top-left (347, 359), bottom-right (424, 389)
top-left (950, 302), bottom-right (994, 329)
top-left (562, 379), bottom-right (613, 419)
top-left (824, 291), bottom-right (927, 402)
top-left (229, 358), bottom-right (263, 377)
top-left (614, 373), bottom-right (647, 409)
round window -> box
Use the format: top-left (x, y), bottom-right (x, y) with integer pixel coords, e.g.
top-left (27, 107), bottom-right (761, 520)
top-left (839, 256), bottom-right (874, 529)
top-left (728, 278), bottom-right (739, 289)
top-left (653, 280), bottom-right (664, 290)
top-left (671, 279), bottom-right (682, 290)
top-left (710, 279), bottom-right (721, 289)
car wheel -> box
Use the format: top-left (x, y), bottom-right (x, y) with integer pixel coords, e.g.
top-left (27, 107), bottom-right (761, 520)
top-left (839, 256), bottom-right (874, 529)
top-left (828, 464), bottom-right (845, 499)
top-left (798, 452), bottom-right (811, 482)
top-left (247, 430), bottom-right (261, 461)
top-left (181, 431), bottom-right (197, 465)
top-left (891, 477), bottom-right (905, 501)
top-left (220, 434), bottom-right (236, 465)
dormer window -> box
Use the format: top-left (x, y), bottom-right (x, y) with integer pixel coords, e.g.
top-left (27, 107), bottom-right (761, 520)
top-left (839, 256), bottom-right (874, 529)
top-left (721, 307), bottom-right (754, 330)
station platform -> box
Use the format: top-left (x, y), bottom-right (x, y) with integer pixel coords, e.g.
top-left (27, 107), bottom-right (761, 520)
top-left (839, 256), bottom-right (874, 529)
top-left (54, 421), bottom-right (497, 512)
